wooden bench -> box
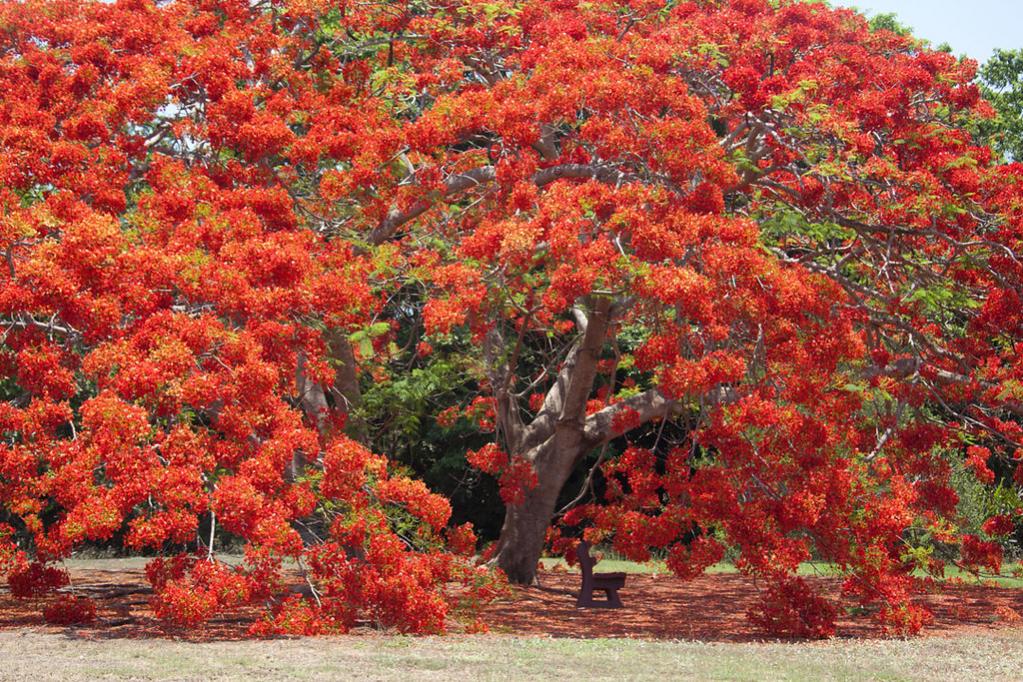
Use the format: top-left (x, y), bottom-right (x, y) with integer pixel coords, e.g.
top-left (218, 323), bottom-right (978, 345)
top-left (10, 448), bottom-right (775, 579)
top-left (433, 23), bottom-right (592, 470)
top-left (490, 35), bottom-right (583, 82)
top-left (575, 540), bottom-right (626, 608)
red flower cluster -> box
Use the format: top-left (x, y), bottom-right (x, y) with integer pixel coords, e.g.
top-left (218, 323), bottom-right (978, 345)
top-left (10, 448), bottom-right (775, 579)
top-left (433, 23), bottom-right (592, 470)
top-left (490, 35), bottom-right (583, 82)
top-left (498, 459), bottom-right (540, 506)
top-left (966, 446), bottom-right (996, 484)
top-left (8, 563), bottom-right (70, 599)
top-left (961, 535), bottom-right (1004, 574)
top-left (466, 444), bottom-right (508, 476)
top-left (43, 595), bottom-right (98, 626)
top-left (747, 577), bottom-right (839, 640)
top-left (0, 0), bottom-right (1020, 641)
top-left (147, 557), bottom-right (252, 628)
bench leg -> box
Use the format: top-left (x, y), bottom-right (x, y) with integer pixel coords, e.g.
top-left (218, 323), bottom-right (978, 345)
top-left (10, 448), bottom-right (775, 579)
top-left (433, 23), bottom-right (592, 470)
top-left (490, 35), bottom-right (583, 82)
top-left (577, 588), bottom-right (623, 609)
top-left (604, 587), bottom-right (623, 609)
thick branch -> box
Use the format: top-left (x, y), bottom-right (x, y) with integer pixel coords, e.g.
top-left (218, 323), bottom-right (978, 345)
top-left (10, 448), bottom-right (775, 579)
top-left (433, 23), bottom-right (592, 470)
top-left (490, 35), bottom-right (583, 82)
top-left (369, 163), bottom-right (640, 245)
top-left (326, 328), bottom-right (368, 442)
top-left (484, 327), bottom-right (527, 451)
top-left (518, 298), bottom-right (613, 455)
top-left (558, 297), bottom-right (612, 423)
top-left (583, 388), bottom-right (674, 445)
top-left (582, 385), bottom-right (737, 446)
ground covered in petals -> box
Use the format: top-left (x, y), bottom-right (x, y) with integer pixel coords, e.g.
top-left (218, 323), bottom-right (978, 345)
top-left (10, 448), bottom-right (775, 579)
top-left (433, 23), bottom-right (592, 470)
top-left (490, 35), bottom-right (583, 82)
top-left (2, 560), bottom-right (1021, 643)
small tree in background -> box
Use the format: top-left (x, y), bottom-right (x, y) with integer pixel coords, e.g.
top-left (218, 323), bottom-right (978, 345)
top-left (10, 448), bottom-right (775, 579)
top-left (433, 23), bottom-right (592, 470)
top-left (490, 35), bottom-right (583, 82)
top-left (980, 48), bottom-right (1023, 160)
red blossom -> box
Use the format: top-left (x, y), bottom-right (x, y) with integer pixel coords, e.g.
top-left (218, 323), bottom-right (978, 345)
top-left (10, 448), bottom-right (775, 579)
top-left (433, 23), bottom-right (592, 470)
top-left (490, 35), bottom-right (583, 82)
top-left (0, 0), bottom-right (1018, 640)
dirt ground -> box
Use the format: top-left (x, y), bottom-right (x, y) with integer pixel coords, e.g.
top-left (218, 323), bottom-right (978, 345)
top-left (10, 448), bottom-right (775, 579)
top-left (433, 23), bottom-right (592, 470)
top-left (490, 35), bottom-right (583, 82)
top-left (482, 570), bottom-right (1023, 641)
top-left (2, 562), bottom-right (1021, 642)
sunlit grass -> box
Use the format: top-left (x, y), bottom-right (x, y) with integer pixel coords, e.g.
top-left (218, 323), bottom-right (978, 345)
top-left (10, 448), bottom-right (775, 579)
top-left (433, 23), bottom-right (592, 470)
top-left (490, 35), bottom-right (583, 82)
top-left (4, 630), bottom-right (1023, 681)
top-left (539, 555), bottom-right (1023, 588)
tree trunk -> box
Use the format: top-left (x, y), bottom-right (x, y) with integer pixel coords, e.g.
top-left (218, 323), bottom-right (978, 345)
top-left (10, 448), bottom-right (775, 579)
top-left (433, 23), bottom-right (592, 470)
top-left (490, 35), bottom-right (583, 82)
top-left (492, 433), bottom-right (585, 584)
top-left (325, 329), bottom-right (368, 442)
top-left (492, 488), bottom-right (561, 584)
top-left (490, 297), bottom-right (612, 584)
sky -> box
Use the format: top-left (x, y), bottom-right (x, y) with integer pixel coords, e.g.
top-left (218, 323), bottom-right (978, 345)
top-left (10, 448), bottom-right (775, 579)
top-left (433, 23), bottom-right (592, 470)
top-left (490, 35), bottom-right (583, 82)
top-left (837, 0), bottom-right (1021, 62)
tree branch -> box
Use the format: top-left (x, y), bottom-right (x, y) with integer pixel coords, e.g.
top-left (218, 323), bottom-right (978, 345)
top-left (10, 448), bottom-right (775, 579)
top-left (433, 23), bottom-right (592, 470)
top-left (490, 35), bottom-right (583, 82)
top-left (368, 163), bottom-right (642, 245)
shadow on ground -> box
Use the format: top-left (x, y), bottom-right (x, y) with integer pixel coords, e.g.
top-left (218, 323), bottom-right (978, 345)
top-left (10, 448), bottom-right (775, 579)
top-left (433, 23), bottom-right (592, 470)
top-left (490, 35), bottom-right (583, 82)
top-left (1, 564), bottom-right (1020, 642)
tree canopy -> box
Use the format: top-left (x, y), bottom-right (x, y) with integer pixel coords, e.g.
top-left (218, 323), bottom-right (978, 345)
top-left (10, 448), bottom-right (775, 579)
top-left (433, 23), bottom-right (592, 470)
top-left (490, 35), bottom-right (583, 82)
top-left (980, 48), bottom-right (1023, 160)
top-left (1, 0), bottom-right (1022, 638)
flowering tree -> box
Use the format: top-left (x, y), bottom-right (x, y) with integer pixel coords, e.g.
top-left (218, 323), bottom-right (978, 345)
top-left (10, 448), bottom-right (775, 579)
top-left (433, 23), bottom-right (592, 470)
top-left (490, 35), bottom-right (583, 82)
top-left (349, 0), bottom-right (1022, 636)
top-left (0, 0), bottom-right (1021, 638)
top-left (0, 0), bottom-right (501, 634)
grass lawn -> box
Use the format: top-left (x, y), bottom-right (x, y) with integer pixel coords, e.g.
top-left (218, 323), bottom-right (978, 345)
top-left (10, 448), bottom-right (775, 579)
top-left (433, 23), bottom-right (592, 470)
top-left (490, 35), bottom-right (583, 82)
top-left (67, 554), bottom-right (1023, 588)
top-left (6, 557), bottom-right (1022, 681)
top-left (2, 630), bottom-right (1022, 681)
top-left (539, 556), bottom-right (1023, 588)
